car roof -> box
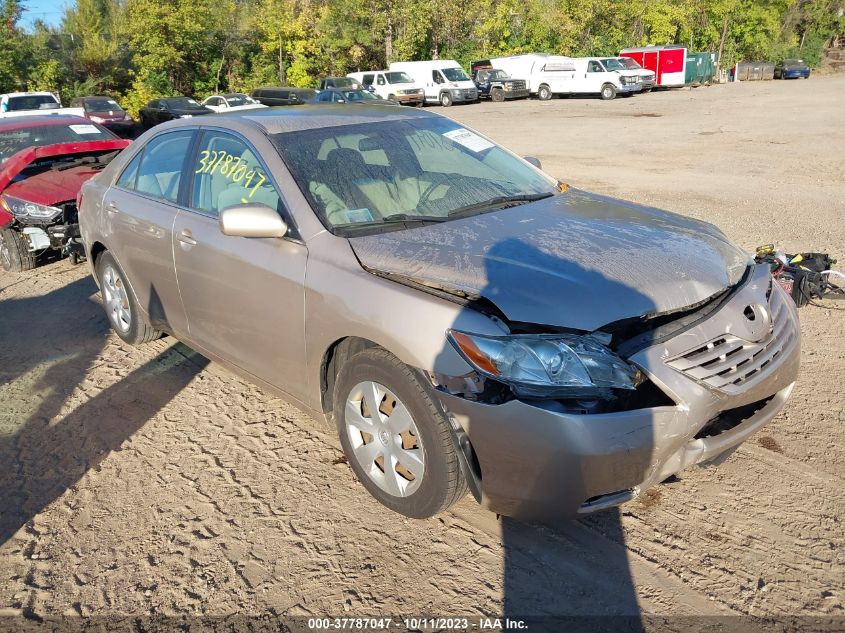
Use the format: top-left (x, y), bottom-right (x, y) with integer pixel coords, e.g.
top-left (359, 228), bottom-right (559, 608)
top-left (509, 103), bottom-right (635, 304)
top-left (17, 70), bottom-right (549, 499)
top-left (163, 104), bottom-right (437, 135)
top-left (0, 114), bottom-right (90, 132)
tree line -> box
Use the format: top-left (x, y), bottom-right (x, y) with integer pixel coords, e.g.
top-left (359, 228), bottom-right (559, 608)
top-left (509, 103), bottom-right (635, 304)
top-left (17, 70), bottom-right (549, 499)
top-left (0, 0), bottom-right (842, 115)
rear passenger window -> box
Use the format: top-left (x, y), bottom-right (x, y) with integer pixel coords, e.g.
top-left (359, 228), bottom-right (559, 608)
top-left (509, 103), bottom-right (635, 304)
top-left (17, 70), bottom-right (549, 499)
top-left (134, 130), bottom-right (194, 203)
top-left (116, 151), bottom-right (143, 190)
top-left (190, 131), bottom-right (280, 217)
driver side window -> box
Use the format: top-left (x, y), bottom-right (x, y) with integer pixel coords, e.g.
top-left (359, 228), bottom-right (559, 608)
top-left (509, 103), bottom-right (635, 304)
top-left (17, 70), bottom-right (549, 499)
top-left (432, 70), bottom-right (443, 84)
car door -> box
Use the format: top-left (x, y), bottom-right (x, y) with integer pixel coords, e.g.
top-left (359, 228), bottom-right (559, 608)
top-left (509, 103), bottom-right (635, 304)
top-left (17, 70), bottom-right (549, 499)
top-left (102, 129), bottom-right (195, 336)
top-left (585, 60), bottom-right (606, 92)
top-left (172, 128), bottom-right (308, 396)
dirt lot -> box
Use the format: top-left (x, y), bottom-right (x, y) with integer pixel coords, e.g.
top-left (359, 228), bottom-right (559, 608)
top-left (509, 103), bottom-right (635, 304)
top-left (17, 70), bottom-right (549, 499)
top-left (1, 76), bottom-right (843, 629)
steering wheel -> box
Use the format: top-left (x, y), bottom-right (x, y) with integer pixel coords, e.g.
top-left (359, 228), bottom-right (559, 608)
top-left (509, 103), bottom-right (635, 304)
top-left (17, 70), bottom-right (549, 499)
top-left (416, 172), bottom-right (477, 212)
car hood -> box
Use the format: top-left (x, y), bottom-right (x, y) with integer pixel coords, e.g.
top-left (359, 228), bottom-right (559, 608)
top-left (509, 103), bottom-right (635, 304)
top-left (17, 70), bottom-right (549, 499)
top-left (349, 189), bottom-right (750, 331)
top-left (4, 163), bottom-right (104, 206)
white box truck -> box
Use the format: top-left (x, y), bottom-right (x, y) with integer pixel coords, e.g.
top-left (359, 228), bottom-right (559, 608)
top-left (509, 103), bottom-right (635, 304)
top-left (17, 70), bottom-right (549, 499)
top-left (346, 70), bottom-right (424, 106)
top-left (388, 60), bottom-right (478, 107)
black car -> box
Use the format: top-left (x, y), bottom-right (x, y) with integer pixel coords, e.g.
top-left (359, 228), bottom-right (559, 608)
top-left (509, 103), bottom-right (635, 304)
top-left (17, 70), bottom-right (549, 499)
top-left (250, 87), bottom-right (317, 106)
top-left (138, 97), bottom-right (214, 130)
top-left (308, 88), bottom-right (397, 105)
top-left (470, 63), bottom-right (529, 102)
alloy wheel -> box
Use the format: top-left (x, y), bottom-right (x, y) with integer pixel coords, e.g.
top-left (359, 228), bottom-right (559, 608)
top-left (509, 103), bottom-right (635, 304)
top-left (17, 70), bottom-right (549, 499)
top-left (102, 264), bottom-right (132, 333)
top-left (344, 381), bottom-right (425, 497)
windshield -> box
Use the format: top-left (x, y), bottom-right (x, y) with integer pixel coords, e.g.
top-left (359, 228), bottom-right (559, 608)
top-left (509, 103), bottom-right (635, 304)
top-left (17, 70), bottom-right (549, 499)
top-left (225, 94), bottom-right (256, 106)
top-left (600, 58), bottom-right (627, 71)
top-left (84, 98), bottom-right (123, 112)
top-left (271, 117), bottom-right (558, 235)
top-left (6, 95), bottom-right (59, 112)
top-left (442, 67), bottom-right (470, 82)
top-left (0, 123), bottom-right (113, 163)
top-left (488, 70), bottom-right (509, 80)
top-left (620, 58), bottom-right (642, 70)
top-left (385, 72), bottom-right (413, 84)
top-left (164, 97), bottom-right (203, 109)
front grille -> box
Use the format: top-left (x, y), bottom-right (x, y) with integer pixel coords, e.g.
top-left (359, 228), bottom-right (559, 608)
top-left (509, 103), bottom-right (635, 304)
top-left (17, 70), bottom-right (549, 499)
top-left (506, 80), bottom-right (526, 91)
top-left (665, 283), bottom-right (796, 394)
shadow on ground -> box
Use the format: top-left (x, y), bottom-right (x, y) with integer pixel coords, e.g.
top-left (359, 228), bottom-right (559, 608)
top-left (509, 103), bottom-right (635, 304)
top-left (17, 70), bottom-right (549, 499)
top-left (0, 275), bottom-right (207, 544)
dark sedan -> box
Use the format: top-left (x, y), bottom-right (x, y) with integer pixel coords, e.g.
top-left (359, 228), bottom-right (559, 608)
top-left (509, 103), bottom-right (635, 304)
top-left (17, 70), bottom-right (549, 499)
top-left (138, 97), bottom-right (214, 130)
top-left (775, 59), bottom-right (811, 79)
top-left (70, 96), bottom-right (136, 137)
top-left (309, 89), bottom-right (397, 105)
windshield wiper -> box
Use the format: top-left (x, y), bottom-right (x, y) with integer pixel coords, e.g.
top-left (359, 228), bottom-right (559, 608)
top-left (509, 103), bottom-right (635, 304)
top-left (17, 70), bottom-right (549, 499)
top-left (336, 214), bottom-right (448, 233)
top-left (447, 192), bottom-right (554, 219)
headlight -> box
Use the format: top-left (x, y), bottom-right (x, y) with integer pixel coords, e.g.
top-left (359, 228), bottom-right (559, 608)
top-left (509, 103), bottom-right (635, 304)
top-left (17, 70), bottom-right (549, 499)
top-left (89, 115), bottom-right (105, 123)
top-left (0, 194), bottom-right (63, 221)
top-left (448, 330), bottom-right (643, 397)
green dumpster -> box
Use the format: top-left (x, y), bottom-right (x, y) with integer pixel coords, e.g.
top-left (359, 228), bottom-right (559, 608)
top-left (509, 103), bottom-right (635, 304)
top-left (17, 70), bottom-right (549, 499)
top-left (685, 52), bottom-right (716, 85)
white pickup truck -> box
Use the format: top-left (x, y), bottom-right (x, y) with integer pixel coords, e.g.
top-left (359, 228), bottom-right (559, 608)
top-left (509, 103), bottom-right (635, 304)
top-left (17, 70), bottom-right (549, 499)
top-left (0, 92), bottom-right (85, 118)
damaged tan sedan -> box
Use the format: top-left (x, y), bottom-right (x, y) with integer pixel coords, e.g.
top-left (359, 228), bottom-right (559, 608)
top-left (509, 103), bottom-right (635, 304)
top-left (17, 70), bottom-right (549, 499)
top-left (79, 106), bottom-right (800, 521)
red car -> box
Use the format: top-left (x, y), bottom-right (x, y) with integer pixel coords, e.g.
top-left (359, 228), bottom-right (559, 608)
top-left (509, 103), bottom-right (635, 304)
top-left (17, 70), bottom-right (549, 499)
top-left (0, 115), bottom-right (130, 271)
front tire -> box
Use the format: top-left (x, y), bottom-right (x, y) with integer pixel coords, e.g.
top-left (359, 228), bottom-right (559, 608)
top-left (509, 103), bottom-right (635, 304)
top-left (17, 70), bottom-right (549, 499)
top-left (333, 348), bottom-right (467, 518)
top-left (537, 84), bottom-right (552, 101)
top-left (439, 91), bottom-right (453, 107)
top-left (600, 83), bottom-right (617, 100)
top-left (0, 228), bottom-right (36, 272)
top-left (491, 88), bottom-right (505, 102)
top-left (95, 251), bottom-right (161, 345)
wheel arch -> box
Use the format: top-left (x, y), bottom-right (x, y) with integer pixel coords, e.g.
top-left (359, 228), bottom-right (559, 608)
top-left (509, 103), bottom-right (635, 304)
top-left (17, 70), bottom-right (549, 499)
top-left (320, 336), bottom-right (382, 414)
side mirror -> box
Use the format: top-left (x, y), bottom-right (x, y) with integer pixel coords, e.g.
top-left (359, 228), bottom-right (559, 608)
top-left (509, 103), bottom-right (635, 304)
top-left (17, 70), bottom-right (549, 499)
top-left (219, 204), bottom-right (288, 238)
top-left (523, 156), bottom-right (542, 170)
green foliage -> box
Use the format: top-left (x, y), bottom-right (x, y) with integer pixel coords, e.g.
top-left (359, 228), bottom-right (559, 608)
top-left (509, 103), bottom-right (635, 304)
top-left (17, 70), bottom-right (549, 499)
top-left (7, 0), bottom-right (844, 106)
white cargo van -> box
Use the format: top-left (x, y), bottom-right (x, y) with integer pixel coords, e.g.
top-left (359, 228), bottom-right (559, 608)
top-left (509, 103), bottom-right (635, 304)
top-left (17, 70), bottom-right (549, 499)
top-left (570, 57), bottom-right (642, 99)
top-left (346, 70), bottom-right (424, 106)
top-left (490, 54), bottom-right (641, 100)
top-left (489, 54), bottom-right (576, 100)
top-left (388, 60), bottom-right (478, 107)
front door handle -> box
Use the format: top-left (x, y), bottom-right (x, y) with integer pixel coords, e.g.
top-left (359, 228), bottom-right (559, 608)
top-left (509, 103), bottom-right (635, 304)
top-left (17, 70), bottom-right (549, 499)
top-left (178, 229), bottom-right (197, 246)
top-left (107, 200), bottom-right (120, 214)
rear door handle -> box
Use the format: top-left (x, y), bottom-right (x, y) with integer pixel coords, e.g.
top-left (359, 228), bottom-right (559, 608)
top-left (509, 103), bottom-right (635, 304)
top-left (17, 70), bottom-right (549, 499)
top-left (178, 229), bottom-right (197, 246)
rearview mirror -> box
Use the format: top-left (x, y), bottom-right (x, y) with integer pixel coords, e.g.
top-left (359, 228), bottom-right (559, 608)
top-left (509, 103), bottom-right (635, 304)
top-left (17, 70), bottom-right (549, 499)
top-left (523, 156), bottom-right (542, 170)
top-left (219, 204), bottom-right (288, 238)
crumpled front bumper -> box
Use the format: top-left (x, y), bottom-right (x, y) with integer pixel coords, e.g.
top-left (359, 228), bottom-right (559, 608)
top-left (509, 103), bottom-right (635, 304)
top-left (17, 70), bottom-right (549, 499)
top-left (435, 264), bottom-right (801, 521)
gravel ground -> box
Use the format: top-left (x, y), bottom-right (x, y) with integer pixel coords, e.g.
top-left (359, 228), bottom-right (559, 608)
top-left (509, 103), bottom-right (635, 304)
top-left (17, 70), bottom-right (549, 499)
top-left (0, 75), bottom-right (843, 630)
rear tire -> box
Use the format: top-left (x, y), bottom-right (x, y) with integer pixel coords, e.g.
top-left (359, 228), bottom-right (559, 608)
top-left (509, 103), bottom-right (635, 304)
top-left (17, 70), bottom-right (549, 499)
top-left (537, 84), bottom-right (552, 101)
top-left (0, 229), bottom-right (36, 272)
top-left (600, 83), bottom-right (617, 100)
top-left (439, 91), bottom-right (453, 107)
top-left (95, 251), bottom-right (161, 345)
top-left (333, 348), bottom-right (467, 519)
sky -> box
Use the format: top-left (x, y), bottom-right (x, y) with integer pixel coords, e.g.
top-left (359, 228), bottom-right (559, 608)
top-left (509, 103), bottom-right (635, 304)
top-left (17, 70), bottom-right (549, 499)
top-left (20, 0), bottom-right (69, 30)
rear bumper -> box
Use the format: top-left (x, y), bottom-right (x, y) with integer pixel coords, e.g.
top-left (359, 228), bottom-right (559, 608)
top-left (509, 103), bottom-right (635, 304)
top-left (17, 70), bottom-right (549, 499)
top-left (782, 69), bottom-right (810, 78)
top-left (435, 265), bottom-right (801, 522)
